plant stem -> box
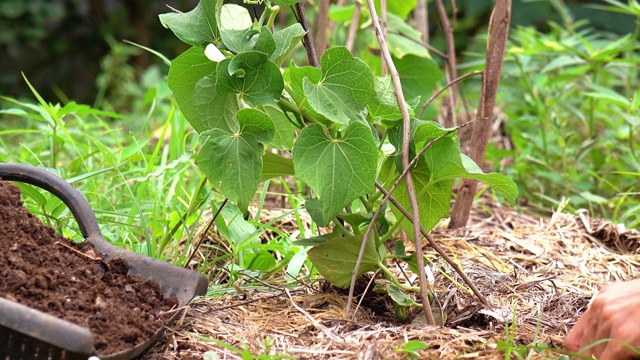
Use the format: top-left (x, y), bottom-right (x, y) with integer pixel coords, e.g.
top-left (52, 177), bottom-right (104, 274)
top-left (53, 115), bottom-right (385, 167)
top-left (378, 218), bottom-right (403, 246)
top-left (378, 263), bottom-right (421, 292)
top-left (359, 195), bottom-right (373, 212)
top-left (449, 0), bottom-right (511, 229)
top-left (332, 217), bottom-right (352, 236)
top-left (186, 198), bottom-right (228, 267)
top-left (293, 1), bottom-right (320, 67)
top-left (345, 2), bottom-right (361, 52)
top-left (266, 5), bottom-right (280, 29)
top-left (376, 183), bottom-right (490, 306)
top-left (415, 0), bottom-right (429, 43)
top-left (381, 0), bottom-right (387, 76)
top-left (355, 0), bottom-right (435, 326)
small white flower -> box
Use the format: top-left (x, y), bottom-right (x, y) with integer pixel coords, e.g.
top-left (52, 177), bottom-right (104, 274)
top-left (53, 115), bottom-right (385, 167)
top-left (205, 44), bottom-right (225, 62)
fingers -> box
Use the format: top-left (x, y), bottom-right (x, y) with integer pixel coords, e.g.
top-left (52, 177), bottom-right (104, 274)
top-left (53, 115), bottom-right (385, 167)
top-left (579, 307), bottom-right (607, 357)
top-left (598, 322), bottom-right (640, 360)
top-left (566, 308), bottom-right (589, 352)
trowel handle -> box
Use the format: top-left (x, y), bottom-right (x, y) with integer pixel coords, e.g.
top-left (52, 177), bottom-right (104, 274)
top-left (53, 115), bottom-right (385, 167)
top-left (0, 163), bottom-right (105, 242)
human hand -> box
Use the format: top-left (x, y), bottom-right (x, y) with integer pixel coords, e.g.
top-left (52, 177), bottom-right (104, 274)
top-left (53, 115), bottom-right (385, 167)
top-left (565, 279), bottom-right (640, 359)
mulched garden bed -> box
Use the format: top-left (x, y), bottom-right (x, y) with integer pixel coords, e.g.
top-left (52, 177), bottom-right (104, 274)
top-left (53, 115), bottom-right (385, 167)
top-left (144, 201), bottom-right (640, 359)
top-left (0, 179), bottom-right (178, 354)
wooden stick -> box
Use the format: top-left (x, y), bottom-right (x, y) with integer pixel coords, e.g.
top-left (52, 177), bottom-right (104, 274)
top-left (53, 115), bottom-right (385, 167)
top-left (294, 1), bottom-right (319, 67)
top-left (449, 0), bottom-right (512, 229)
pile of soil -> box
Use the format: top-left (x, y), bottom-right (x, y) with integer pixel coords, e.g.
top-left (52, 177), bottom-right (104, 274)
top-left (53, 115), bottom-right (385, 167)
top-left (0, 179), bottom-right (178, 354)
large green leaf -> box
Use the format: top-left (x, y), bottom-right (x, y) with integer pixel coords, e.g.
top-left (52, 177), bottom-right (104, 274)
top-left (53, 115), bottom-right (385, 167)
top-left (159, 0), bottom-right (222, 47)
top-left (293, 122), bottom-right (378, 225)
top-left (271, 23), bottom-right (306, 66)
top-left (196, 108), bottom-right (275, 210)
top-left (168, 47), bottom-right (217, 127)
top-left (308, 234), bottom-right (381, 288)
top-left (192, 74), bottom-right (239, 133)
top-left (220, 3), bottom-right (252, 30)
top-left (385, 137), bottom-right (518, 234)
top-left (303, 47), bottom-right (375, 125)
top-left (216, 51), bottom-right (284, 106)
top-left (368, 76), bottom-right (414, 121)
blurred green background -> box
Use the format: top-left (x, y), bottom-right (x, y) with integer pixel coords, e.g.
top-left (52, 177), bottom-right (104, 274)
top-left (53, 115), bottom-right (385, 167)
top-left (1, 0), bottom-right (634, 107)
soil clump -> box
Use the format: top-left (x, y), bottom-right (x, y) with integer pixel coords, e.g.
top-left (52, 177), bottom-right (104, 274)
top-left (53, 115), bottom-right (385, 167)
top-left (0, 179), bottom-right (177, 354)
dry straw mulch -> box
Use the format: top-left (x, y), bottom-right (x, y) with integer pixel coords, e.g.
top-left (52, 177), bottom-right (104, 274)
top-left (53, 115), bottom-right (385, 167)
top-left (144, 201), bottom-right (640, 359)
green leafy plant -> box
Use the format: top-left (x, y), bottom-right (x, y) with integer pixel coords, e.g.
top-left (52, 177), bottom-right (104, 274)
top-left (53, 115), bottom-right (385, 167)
top-left (497, 12), bottom-right (640, 225)
top-left (160, 0), bottom-right (517, 320)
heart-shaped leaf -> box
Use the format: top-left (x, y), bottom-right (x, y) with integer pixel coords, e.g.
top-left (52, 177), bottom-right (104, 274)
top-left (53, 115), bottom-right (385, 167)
top-left (196, 108), bottom-right (275, 210)
top-left (303, 47), bottom-right (375, 125)
top-left (308, 234), bottom-right (381, 288)
top-left (271, 23), bottom-right (306, 66)
top-left (293, 122), bottom-right (378, 225)
top-left (159, 0), bottom-right (222, 47)
top-left (216, 51), bottom-right (284, 106)
top-left (168, 47), bottom-right (217, 127)
top-left (193, 74), bottom-right (239, 133)
top-left (383, 137), bottom-right (518, 235)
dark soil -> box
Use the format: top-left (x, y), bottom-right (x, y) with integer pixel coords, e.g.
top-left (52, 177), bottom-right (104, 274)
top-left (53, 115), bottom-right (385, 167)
top-left (0, 180), bottom-right (178, 354)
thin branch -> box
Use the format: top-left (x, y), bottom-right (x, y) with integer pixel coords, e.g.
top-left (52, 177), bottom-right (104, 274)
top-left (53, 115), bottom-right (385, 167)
top-left (434, 0), bottom-right (458, 128)
top-left (392, 35), bottom-right (447, 60)
top-left (185, 199), bottom-right (228, 267)
top-left (419, 70), bottom-right (484, 119)
top-left (345, 2), bottom-right (361, 52)
top-left (352, 269), bottom-right (380, 318)
top-left (361, 0), bottom-right (435, 326)
top-left (375, 183), bottom-right (490, 307)
top-left (293, 1), bottom-right (319, 67)
top-left (381, 0), bottom-right (388, 76)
